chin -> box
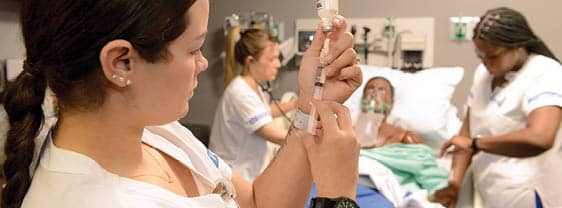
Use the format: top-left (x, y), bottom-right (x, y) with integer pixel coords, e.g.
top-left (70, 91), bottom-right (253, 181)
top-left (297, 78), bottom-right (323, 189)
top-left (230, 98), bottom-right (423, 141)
top-left (180, 104), bottom-right (190, 118)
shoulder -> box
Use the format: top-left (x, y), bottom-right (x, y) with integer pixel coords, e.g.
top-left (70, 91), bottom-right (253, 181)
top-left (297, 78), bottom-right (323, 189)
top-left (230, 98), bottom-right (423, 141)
top-left (473, 63), bottom-right (490, 81)
top-left (526, 55), bottom-right (562, 76)
top-left (146, 122), bottom-right (233, 178)
top-left (23, 171), bottom-right (127, 208)
top-left (224, 77), bottom-right (256, 99)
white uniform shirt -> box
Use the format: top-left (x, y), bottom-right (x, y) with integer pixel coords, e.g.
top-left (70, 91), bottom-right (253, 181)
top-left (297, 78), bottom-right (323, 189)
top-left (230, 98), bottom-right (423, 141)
top-left (22, 122), bottom-right (238, 208)
top-left (468, 54), bottom-right (562, 208)
top-left (209, 76), bottom-right (272, 182)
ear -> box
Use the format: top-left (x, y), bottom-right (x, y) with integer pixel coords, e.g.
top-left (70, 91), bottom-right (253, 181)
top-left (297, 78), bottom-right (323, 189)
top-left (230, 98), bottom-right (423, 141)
top-left (244, 56), bottom-right (255, 66)
top-left (100, 40), bottom-right (134, 87)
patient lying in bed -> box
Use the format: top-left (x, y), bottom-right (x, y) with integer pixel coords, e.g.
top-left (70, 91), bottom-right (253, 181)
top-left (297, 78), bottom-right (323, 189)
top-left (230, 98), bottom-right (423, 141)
top-left (307, 76), bottom-right (449, 208)
top-left (359, 76), bottom-right (447, 186)
top-left (357, 76), bottom-right (424, 147)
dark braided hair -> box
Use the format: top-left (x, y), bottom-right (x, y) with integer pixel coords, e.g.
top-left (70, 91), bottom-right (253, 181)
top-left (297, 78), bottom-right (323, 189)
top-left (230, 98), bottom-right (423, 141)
top-left (1, 0), bottom-right (195, 207)
top-left (473, 7), bottom-right (559, 63)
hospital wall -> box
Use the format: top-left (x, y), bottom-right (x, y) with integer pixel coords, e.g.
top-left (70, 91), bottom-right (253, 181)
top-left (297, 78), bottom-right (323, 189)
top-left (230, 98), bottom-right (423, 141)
top-left (196, 0), bottom-right (562, 127)
top-left (1, 0), bottom-right (561, 128)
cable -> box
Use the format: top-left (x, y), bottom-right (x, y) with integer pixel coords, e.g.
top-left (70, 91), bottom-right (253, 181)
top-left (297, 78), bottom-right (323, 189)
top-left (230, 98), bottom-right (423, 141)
top-left (258, 81), bottom-right (292, 122)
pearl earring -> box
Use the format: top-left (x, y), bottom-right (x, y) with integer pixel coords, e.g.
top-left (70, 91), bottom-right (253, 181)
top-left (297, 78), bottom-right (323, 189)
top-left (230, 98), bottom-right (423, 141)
top-left (111, 74), bottom-right (131, 86)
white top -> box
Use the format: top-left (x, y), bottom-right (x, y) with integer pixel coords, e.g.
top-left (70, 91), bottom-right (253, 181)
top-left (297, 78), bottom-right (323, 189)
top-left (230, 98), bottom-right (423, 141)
top-left (468, 54), bottom-right (562, 208)
top-left (22, 121), bottom-right (238, 208)
top-left (209, 76), bottom-right (272, 182)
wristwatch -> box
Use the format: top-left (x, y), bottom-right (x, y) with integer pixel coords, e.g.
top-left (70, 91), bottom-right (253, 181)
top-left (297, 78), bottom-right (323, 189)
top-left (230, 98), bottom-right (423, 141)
top-left (471, 137), bottom-right (479, 153)
top-left (310, 197), bottom-right (360, 208)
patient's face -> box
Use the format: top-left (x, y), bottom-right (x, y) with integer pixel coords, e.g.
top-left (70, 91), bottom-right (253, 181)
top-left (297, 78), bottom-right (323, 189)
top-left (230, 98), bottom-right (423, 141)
top-left (363, 78), bottom-right (393, 113)
top-left (474, 38), bottom-right (523, 78)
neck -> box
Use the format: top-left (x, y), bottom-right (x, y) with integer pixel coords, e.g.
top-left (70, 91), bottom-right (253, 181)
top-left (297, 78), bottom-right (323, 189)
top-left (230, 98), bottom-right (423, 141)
top-left (53, 100), bottom-right (145, 175)
top-left (512, 51), bottom-right (530, 72)
top-left (241, 74), bottom-right (260, 92)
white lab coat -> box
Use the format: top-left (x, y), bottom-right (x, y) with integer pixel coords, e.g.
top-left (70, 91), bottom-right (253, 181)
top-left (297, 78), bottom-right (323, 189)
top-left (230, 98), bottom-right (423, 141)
top-left (468, 54), bottom-right (562, 208)
top-left (22, 122), bottom-right (238, 208)
top-left (209, 76), bottom-right (272, 182)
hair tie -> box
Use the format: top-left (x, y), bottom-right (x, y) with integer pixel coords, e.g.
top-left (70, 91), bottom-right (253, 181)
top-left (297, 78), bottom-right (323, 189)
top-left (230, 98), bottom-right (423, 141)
top-left (23, 60), bottom-right (43, 78)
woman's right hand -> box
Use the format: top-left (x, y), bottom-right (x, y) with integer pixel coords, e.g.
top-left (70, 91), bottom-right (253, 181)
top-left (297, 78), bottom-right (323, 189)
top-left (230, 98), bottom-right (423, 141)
top-left (430, 181), bottom-right (461, 208)
top-left (300, 101), bottom-right (360, 199)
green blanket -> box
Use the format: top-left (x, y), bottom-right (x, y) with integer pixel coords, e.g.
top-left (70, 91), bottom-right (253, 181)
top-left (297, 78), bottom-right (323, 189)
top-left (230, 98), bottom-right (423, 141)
top-left (360, 143), bottom-right (448, 195)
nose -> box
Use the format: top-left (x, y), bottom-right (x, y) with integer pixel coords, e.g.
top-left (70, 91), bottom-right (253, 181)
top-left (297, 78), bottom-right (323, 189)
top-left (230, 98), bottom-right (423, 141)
top-left (196, 55), bottom-right (209, 74)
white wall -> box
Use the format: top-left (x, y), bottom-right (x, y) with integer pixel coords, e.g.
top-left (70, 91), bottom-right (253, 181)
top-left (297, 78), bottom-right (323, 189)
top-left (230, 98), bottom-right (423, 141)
top-left (2, 1), bottom-right (561, 126)
top-left (193, 0), bottom-right (562, 126)
top-left (0, 1), bottom-right (24, 59)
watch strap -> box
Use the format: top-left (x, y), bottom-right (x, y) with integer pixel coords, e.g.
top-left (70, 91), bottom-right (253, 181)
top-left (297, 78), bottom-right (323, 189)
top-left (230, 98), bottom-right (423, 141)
top-left (310, 197), bottom-right (359, 208)
top-left (471, 137), bottom-right (479, 153)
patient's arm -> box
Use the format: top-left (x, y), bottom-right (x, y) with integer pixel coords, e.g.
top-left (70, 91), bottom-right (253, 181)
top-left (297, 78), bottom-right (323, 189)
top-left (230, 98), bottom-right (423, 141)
top-left (377, 123), bottom-right (424, 147)
top-left (431, 109), bottom-right (472, 208)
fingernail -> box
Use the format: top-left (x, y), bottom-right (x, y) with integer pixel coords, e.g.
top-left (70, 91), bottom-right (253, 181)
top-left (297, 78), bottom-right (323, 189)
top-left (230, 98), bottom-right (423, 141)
top-left (325, 66), bottom-right (335, 77)
top-left (334, 17), bottom-right (343, 26)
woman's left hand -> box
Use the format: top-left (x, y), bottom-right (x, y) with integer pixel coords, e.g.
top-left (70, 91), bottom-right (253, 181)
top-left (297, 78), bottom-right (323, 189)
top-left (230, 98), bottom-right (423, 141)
top-left (297, 15), bottom-right (361, 113)
top-left (439, 135), bottom-right (473, 157)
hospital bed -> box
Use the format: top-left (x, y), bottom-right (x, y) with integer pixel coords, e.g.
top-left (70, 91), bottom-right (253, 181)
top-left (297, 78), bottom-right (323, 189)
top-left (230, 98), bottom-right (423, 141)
top-left (335, 65), bottom-right (476, 208)
top-left (304, 65), bottom-right (466, 207)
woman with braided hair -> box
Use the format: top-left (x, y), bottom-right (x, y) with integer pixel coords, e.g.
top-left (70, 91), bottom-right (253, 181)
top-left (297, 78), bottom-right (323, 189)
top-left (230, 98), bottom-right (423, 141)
top-left (431, 7), bottom-right (562, 208)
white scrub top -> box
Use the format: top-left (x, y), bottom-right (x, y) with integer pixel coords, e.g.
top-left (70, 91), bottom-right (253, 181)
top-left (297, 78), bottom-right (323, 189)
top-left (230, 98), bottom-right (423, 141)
top-left (468, 54), bottom-right (562, 208)
top-left (22, 122), bottom-right (238, 208)
top-left (209, 76), bottom-right (272, 182)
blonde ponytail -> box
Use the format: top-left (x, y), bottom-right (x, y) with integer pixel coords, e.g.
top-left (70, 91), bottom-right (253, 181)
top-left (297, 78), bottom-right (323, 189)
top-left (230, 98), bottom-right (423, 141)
top-left (224, 26), bottom-right (240, 87)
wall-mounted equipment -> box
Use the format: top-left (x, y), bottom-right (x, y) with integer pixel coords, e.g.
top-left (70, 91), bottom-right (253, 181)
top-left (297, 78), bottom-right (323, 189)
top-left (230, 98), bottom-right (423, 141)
top-left (449, 16), bottom-right (480, 41)
top-left (393, 33), bottom-right (426, 72)
top-left (296, 17), bottom-right (434, 69)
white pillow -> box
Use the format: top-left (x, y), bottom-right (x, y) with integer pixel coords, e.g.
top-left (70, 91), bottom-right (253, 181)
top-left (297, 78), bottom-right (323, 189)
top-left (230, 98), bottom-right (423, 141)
top-left (344, 65), bottom-right (463, 145)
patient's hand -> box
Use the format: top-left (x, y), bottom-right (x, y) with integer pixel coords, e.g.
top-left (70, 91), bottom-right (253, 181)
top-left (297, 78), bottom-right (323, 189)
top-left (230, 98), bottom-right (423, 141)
top-left (377, 123), bottom-right (424, 147)
top-left (429, 182), bottom-right (460, 208)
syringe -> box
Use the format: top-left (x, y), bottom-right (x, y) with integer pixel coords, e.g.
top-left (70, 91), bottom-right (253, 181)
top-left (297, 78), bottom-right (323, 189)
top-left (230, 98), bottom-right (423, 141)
top-left (306, 38), bottom-right (330, 135)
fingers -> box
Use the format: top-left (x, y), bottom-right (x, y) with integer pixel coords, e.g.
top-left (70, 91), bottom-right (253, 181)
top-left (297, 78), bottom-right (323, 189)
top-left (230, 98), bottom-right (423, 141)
top-left (312, 101), bottom-right (338, 132)
top-left (304, 16), bottom-right (352, 63)
top-left (325, 32), bottom-right (354, 64)
top-left (305, 25), bottom-right (329, 58)
top-left (325, 48), bottom-right (358, 77)
top-left (312, 101), bottom-right (353, 132)
top-left (337, 65), bottom-right (363, 89)
top-left (326, 102), bottom-right (353, 131)
top-left (440, 140), bottom-right (453, 158)
top-left (327, 15), bottom-right (349, 41)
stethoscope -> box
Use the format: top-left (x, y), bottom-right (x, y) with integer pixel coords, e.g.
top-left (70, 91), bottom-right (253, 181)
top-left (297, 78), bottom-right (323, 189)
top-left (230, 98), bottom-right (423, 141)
top-left (254, 79), bottom-right (292, 122)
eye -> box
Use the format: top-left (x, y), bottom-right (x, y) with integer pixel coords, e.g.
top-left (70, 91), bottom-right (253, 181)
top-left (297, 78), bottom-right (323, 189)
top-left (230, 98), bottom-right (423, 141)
top-left (190, 48), bottom-right (202, 56)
